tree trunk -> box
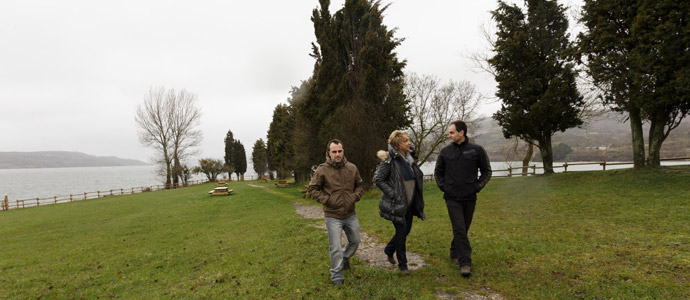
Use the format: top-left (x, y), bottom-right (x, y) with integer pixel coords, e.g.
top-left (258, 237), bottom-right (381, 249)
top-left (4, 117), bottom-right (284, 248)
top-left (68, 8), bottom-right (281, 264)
top-left (172, 156), bottom-right (180, 188)
top-left (539, 136), bottom-right (554, 175)
top-left (522, 141), bottom-right (534, 176)
top-left (646, 110), bottom-right (667, 168)
top-left (629, 108), bottom-right (646, 169)
top-left (163, 149), bottom-right (172, 189)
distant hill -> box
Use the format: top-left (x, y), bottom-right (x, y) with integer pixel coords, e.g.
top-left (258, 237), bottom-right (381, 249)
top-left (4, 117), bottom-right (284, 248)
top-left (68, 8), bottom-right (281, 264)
top-left (0, 151), bottom-right (149, 169)
top-left (472, 113), bottom-right (690, 162)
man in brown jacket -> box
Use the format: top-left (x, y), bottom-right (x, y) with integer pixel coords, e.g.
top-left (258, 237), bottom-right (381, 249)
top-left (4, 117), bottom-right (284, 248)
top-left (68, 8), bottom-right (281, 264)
top-left (308, 139), bottom-right (363, 286)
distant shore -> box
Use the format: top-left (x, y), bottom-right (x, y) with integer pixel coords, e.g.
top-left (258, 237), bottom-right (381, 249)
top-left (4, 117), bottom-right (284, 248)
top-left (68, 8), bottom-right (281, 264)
top-left (0, 151), bottom-right (148, 169)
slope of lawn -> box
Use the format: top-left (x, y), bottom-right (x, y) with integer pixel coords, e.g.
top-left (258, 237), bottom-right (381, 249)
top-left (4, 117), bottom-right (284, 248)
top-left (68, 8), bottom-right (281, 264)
top-left (1, 166), bottom-right (689, 299)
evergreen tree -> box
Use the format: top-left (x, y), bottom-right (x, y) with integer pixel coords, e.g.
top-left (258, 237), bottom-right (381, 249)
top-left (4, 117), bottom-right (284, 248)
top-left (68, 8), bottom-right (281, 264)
top-left (223, 130), bottom-right (235, 178)
top-left (489, 0), bottom-right (583, 174)
top-left (232, 140), bottom-right (247, 180)
top-left (578, 0), bottom-right (690, 168)
top-left (299, 0), bottom-right (409, 185)
top-left (267, 103), bottom-right (295, 179)
top-left (251, 139), bottom-right (269, 179)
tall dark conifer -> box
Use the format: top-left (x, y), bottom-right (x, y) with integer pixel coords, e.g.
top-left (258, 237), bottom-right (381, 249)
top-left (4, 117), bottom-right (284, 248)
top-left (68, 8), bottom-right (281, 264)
top-left (267, 103), bottom-right (295, 180)
top-left (232, 140), bottom-right (247, 180)
top-left (223, 130), bottom-right (235, 178)
top-left (298, 0), bottom-right (408, 185)
top-left (489, 0), bottom-right (583, 174)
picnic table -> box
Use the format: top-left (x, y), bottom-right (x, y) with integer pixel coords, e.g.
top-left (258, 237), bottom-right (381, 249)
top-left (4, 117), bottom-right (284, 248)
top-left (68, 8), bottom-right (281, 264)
top-left (208, 186), bottom-right (234, 196)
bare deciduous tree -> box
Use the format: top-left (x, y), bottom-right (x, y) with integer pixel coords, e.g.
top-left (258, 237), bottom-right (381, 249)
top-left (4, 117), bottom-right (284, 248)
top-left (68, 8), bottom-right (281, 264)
top-left (405, 72), bottom-right (483, 166)
top-left (167, 89), bottom-right (202, 187)
top-left (135, 87), bottom-right (202, 188)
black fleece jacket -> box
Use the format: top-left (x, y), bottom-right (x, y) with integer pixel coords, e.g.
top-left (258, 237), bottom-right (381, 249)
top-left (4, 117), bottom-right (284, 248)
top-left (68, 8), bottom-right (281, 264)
top-left (434, 139), bottom-right (492, 201)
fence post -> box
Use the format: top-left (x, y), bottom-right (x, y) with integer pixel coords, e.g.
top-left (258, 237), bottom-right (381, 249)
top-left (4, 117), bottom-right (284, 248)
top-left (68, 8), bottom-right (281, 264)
top-left (3, 195), bottom-right (7, 211)
top-left (97, 191), bottom-right (100, 198)
top-left (70, 194), bottom-right (73, 201)
top-left (508, 168), bottom-right (512, 177)
top-left (602, 161), bottom-right (607, 171)
top-left (36, 198), bottom-right (40, 207)
top-left (110, 190), bottom-right (113, 196)
top-left (120, 188), bottom-right (123, 195)
top-left (84, 192), bottom-right (87, 200)
top-left (564, 162), bottom-right (568, 173)
top-left (54, 196), bottom-right (57, 204)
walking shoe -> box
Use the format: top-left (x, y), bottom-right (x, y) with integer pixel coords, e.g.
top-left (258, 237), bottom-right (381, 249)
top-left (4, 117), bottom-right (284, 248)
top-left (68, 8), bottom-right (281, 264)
top-left (387, 255), bottom-right (396, 265)
top-left (342, 258), bottom-right (351, 270)
top-left (333, 280), bottom-right (344, 286)
top-left (400, 269), bottom-right (410, 275)
top-left (460, 266), bottom-right (471, 277)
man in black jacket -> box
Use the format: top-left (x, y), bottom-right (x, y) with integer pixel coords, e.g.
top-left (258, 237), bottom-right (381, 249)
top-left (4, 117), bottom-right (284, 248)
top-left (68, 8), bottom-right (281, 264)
top-left (434, 120), bottom-right (492, 277)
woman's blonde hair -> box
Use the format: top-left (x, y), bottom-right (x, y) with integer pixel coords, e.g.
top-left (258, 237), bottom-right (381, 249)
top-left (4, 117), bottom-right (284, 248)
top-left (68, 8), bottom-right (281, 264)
top-left (388, 130), bottom-right (409, 152)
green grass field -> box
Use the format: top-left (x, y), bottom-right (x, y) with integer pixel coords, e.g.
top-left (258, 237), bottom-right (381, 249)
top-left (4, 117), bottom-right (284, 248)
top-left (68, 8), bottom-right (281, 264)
top-left (1, 166), bottom-right (689, 299)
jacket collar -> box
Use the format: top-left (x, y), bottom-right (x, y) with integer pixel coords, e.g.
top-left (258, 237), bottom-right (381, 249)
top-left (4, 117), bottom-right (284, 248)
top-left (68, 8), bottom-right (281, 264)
top-left (326, 155), bottom-right (348, 168)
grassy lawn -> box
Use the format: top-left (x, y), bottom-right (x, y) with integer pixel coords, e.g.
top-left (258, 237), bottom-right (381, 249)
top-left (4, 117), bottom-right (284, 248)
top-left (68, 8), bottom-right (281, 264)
top-left (1, 166), bottom-right (689, 299)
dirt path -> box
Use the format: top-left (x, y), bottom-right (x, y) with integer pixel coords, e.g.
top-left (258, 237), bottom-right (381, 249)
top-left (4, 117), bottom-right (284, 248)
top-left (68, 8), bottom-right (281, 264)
top-left (292, 202), bottom-right (428, 270)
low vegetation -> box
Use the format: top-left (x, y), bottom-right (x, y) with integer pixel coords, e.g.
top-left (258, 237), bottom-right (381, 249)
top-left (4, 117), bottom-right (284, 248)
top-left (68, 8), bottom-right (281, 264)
top-left (1, 166), bottom-right (688, 299)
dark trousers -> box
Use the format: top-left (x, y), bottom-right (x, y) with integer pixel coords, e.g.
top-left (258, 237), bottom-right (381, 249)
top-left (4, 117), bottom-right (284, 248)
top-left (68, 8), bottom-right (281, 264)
top-left (384, 206), bottom-right (414, 271)
top-left (445, 199), bottom-right (476, 267)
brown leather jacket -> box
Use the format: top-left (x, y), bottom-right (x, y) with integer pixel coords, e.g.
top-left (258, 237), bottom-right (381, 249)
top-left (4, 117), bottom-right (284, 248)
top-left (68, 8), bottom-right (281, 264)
top-left (308, 156), bottom-right (363, 219)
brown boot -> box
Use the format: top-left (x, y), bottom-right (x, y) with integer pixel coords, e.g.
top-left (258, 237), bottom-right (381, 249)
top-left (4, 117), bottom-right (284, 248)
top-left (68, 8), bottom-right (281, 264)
top-left (387, 255), bottom-right (396, 265)
top-left (460, 265), bottom-right (471, 277)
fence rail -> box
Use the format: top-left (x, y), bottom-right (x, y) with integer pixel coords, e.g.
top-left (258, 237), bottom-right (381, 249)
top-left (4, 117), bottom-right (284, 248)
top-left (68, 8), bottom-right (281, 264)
top-left (421, 156), bottom-right (690, 182)
top-left (2, 180), bottom-right (208, 211)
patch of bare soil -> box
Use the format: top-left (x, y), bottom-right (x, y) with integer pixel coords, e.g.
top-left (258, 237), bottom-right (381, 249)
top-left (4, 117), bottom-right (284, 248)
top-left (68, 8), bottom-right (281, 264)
top-left (292, 202), bottom-right (427, 271)
top-left (435, 288), bottom-right (505, 300)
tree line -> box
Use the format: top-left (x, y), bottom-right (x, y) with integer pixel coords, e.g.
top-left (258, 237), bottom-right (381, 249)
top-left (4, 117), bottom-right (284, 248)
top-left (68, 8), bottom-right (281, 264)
top-left (137, 0), bottom-right (689, 183)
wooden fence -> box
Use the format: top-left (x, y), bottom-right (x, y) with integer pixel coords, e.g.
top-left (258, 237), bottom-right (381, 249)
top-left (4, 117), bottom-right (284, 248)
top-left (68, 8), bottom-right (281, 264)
top-left (421, 156), bottom-right (690, 182)
top-left (1, 180), bottom-right (207, 211)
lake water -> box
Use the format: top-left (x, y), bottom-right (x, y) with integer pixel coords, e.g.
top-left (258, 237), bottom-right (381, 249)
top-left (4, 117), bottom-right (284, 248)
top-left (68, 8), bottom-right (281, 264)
top-left (0, 165), bottom-right (203, 201)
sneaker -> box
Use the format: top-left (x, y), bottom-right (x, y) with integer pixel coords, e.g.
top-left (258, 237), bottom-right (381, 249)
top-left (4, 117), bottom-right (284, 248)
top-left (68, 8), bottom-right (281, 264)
top-left (333, 280), bottom-right (344, 286)
top-left (342, 258), bottom-right (351, 270)
top-left (461, 266), bottom-right (471, 277)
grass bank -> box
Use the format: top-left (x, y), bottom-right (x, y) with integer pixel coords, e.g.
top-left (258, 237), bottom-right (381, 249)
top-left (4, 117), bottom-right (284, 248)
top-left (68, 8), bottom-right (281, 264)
top-left (1, 166), bottom-right (689, 299)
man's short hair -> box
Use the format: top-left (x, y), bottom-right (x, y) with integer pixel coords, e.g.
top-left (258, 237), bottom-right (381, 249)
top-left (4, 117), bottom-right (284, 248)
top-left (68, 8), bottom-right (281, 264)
top-left (451, 120), bottom-right (468, 137)
top-left (388, 130), bottom-right (409, 152)
top-left (327, 139), bottom-right (343, 152)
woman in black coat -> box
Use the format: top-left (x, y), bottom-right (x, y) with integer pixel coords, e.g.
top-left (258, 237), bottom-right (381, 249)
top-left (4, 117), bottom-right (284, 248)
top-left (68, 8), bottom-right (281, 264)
top-left (374, 130), bottom-right (425, 274)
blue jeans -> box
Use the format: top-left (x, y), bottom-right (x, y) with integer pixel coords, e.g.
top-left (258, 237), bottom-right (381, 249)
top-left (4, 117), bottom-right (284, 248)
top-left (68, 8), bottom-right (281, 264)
top-left (324, 214), bottom-right (361, 282)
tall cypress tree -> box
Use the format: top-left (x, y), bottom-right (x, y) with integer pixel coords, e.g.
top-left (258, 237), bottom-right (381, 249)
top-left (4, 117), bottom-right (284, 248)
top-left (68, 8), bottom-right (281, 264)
top-left (232, 140), bottom-right (247, 180)
top-left (267, 103), bottom-right (296, 180)
top-left (299, 0), bottom-right (408, 185)
top-left (489, 0), bottom-right (583, 174)
top-left (223, 130), bottom-right (235, 179)
top-left (251, 139), bottom-right (269, 178)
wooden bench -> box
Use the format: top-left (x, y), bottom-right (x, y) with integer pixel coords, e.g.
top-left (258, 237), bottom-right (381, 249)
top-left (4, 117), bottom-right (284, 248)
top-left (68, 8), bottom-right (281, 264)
top-left (208, 186), bottom-right (234, 196)
top-left (275, 180), bottom-right (290, 188)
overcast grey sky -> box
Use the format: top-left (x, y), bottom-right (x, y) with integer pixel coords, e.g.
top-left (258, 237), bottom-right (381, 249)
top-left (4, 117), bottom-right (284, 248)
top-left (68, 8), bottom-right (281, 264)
top-left (0, 0), bottom-right (582, 163)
